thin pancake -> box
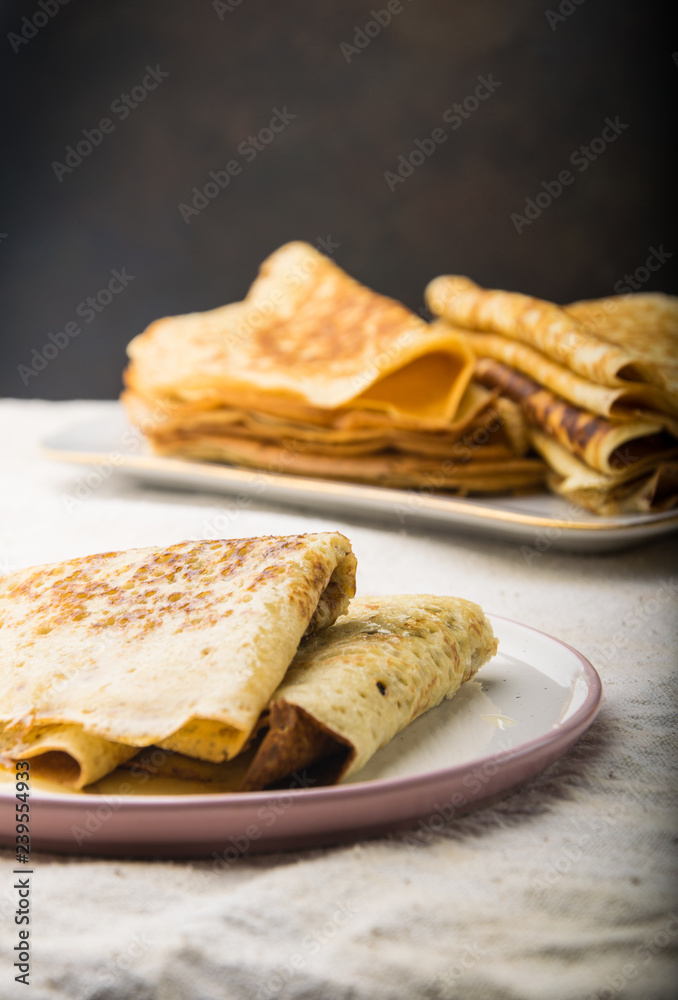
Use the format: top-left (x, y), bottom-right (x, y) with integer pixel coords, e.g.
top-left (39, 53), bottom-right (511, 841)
top-left (242, 595), bottom-right (498, 790)
top-left (441, 326), bottom-right (678, 420)
top-left (122, 382), bottom-right (521, 460)
top-left (475, 358), bottom-right (678, 475)
top-left (121, 378), bottom-right (498, 437)
top-left (0, 725), bottom-right (138, 788)
top-left (565, 293), bottom-right (678, 395)
top-left (531, 431), bottom-right (678, 514)
top-left (425, 275), bottom-right (665, 389)
top-left (0, 534), bottom-right (356, 787)
top-left (148, 431), bottom-right (547, 492)
top-left (125, 242), bottom-right (475, 422)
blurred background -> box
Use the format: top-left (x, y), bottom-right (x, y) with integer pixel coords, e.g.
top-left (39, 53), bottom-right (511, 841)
top-left (1, 0), bottom-right (676, 399)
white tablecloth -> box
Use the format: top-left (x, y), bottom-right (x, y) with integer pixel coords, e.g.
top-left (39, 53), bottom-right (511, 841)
top-left (1, 400), bottom-right (676, 1000)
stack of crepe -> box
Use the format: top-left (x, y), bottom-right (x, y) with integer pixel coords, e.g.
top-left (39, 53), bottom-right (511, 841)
top-left (122, 242), bottom-right (545, 496)
top-left (0, 535), bottom-right (498, 792)
top-left (425, 276), bottom-right (678, 514)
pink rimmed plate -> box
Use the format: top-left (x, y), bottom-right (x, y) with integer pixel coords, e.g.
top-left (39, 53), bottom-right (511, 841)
top-left (0, 616), bottom-right (602, 859)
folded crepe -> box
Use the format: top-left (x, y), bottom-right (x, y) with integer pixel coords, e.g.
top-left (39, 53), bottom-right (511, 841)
top-left (425, 276), bottom-right (678, 513)
top-left (472, 358), bottom-right (678, 477)
top-left (565, 293), bottom-right (678, 397)
top-left (530, 430), bottom-right (678, 515)
top-left (127, 241), bottom-right (475, 423)
top-left (0, 533), bottom-right (356, 788)
top-left (125, 385), bottom-right (545, 493)
top-left (425, 276), bottom-right (669, 389)
top-left (241, 595), bottom-right (498, 790)
top-left (123, 243), bottom-right (544, 496)
top-left (124, 378), bottom-right (528, 456)
top-left (440, 328), bottom-right (678, 421)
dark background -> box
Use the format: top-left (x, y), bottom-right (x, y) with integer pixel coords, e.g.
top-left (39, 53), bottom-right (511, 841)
top-left (1, 0), bottom-right (676, 400)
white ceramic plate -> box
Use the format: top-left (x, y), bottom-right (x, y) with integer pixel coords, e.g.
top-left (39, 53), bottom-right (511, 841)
top-left (0, 616), bottom-right (602, 859)
top-left (41, 409), bottom-right (678, 552)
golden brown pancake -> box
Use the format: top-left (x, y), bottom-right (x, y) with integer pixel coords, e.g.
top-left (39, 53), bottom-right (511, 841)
top-left (126, 242), bottom-right (475, 422)
top-left (121, 244), bottom-right (538, 497)
top-left (474, 358), bottom-right (678, 476)
top-left (425, 277), bottom-right (678, 512)
top-left (425, 275), bottom-right (666, 388)
top-left (242, 595), bottom-right (498, 790)
top-left (0, 534), bottom-right (356, 788)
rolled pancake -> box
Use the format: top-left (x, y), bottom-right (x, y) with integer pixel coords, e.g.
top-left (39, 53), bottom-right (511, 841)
top-left (565, 293), bottom-right (678, 396)
top-left (0, 534), bottom-right (356, 788)
top-left (441, 326), bottom-right (678, 420)
top-left (553, 466), bottom-right (678, 515)
top-left (474, 358), bottom-right (678, 476)
top-left (530, 430), bottom-right (678, 515)
top-left (242, 595), bottom-right (498, 790)
top-left (125, 242), bottom-right (475, 422)
top-left (425, 275), bottom-right (665, 389)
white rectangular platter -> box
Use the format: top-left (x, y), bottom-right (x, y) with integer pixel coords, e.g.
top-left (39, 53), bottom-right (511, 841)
top-left (41, 408), bottom-right (678, 553)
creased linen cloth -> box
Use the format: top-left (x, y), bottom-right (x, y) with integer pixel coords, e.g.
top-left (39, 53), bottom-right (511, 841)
top-left (0, 399), bottom-right (676, 1000)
